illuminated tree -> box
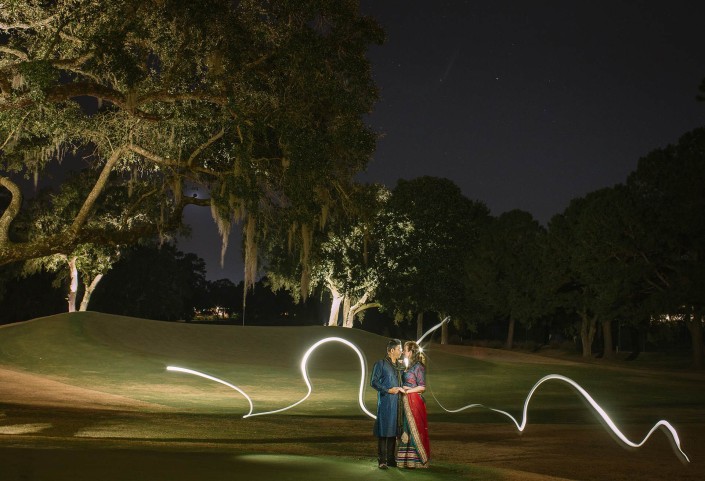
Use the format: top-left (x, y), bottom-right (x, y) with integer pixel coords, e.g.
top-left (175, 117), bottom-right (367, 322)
top-left (11, 168), bottom-right (160, 311)
top-left (266, 183), bottom-right (388, 327)
top-left (317, 184), bottom-right (387, 327)
top-left (0, 0), bottom-right (383, 292)
top-left (24, 243), bottom-right (118, 312)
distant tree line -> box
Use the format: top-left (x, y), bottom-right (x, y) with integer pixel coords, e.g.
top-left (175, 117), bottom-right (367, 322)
top-left (262, 128), bottom-right (705, 369)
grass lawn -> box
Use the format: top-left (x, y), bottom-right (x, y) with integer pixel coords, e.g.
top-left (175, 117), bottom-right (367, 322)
top-left (0, 312), bottom-right (703, 481)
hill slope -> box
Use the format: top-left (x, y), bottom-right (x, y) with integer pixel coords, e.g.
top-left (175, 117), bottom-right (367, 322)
top-left (0, 312), bottom-right (419, 413)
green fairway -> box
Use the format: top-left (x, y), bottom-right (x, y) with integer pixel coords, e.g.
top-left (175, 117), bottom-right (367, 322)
top-left (1, 312), bottom-right (703, 481)
top-left (0, 312), bottom-right (701, 424)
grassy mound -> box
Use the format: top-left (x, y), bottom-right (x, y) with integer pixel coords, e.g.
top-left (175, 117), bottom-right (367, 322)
top-left (0, 312), bottom-right (701, 423)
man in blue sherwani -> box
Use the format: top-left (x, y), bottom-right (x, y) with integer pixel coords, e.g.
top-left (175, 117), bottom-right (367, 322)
top-left (370, 338), bottom-right (403, 469)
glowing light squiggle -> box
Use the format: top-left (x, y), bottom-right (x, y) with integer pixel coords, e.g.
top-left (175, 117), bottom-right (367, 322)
top-left (166, 366), bottom-right (255, 416)
top-left (167, 336), bottom-right (376, 420)
top-left (430, 373), bottom-right (690, 463)
top-left (416, 316), bottom-right (450, 344)
top-left (167, 325), bottom-right (690, 463)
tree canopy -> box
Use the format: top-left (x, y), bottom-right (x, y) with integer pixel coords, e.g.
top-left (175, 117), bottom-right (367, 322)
top-left (265, 182), bottom-right (387, 326)
top-left (374, 176), bottom-right (491, 340)
top-left (0, 0), bottom-right (383, 289)
top-left (464, 209), bottom-right (545, 349)
top-left (626, 128), bottom-right (705, 367)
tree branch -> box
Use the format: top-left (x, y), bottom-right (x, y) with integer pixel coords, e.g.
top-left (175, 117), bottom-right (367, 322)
top-left (0, 15), bottom-right (58, 31)
top-left (137, 90), bottom-right (228, 106)
top-left (69, 146), bottom-right (126, 237)
top-left (0, 46), bottom-right (29, 61)
top-left (0, 176), bottom-right (22, 245)
top-left (128, 144), bottom-right (220, 176)
top-left (58, 31), bottom-right (84, 46)
top-left (1, 111), bottom-right (31, 150)
top-left (0, 81), bottom-right (162, 121)
top-left (351, 302), bottom-right (381, 316)
top-left (46, 82), bottom-right (163, 120)
top-left (51, 52), bottom-right (95, 68)
top-left (188, 128), bottom-right (224, 166)
top-left (0, 185), bottom-right (211, 266)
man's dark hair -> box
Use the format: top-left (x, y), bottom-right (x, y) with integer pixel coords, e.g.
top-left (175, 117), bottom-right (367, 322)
top-left (386, 338), bottom-right (402, 353)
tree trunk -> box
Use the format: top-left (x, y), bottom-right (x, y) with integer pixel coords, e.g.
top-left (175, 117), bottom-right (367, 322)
top-left (342, 291), bottom-right (379, 328)
top-left (341, 296), bottom-right (352, 328)
top-left (67, 256), bottom-right (78, 312)
top-left (328, 292), bottom-right (343, 326)
top-left (0, 176), bottom-right (22, 246)
top-left (79, 274), bottom-right (103, 311)
top-left (579, 309), bottom-right (597, 358)
top-left (601, 319), bottom-right (614, 358)
top-left (416, 312), bottom-right (424, 341)
top-left (505, 317), bottom-right (515, 350)
top-left (685, 313), bottom-right (704, 370)
top-left (69, 146), bottom-right (126, 236)
top-left (441, 318), bottom-right (448, 345)
top-left (345, 302), bottom-right (380, 328)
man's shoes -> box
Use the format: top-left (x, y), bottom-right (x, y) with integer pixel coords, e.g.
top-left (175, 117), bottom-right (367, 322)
top-left (378, 463), bottom-right (388, 469)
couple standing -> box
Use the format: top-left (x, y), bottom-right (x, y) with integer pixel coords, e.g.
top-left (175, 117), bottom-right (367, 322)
top-left (370, 339), bottom-right (430, 469)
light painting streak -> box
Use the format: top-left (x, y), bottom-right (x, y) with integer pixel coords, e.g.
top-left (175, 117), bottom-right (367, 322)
top-left (168, 323), bottom-right (690, 463)
top-left (430, 373), bottom-right (690, 463)
top-left (166, 366), bottom-right (255, 416)
top-left (167, 336), bottom-right (376, 420)
top-left (416, 316), bottom-right (450, 344)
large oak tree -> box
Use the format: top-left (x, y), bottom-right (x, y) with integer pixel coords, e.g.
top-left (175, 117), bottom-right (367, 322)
top-left (0, 0), bottom-right (383, 289)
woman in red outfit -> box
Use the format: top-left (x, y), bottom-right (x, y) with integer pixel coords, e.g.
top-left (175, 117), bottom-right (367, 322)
top-left (396, 341), bottom-right (430, 468)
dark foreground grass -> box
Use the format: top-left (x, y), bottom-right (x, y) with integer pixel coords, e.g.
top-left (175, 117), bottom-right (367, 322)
top-left (0, 446), bottom-right (481, 481)
top-left (1, 312), bottom-right (703, 481)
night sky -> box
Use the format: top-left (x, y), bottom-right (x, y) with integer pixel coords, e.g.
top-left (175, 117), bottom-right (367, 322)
top-left (181, 1), bottom-right (705, 282)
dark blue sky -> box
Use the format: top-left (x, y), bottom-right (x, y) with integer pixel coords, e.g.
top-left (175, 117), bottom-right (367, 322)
top-left (180, 0), bottom-right (705, 282)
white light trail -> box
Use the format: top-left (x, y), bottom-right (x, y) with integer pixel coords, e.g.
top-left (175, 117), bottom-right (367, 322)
top-left (166, 366), bottom-right (255, 416)
top-left (430, 373), bottom-right (690, 463)
top-left (167, 322), bottom-right (690, 463)
top-left (416, 316), bottom-right (450, 344)
top-left (167, 336), bottom-right (376, 420)
top-left (247, 336), bottom-right (375, 419)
